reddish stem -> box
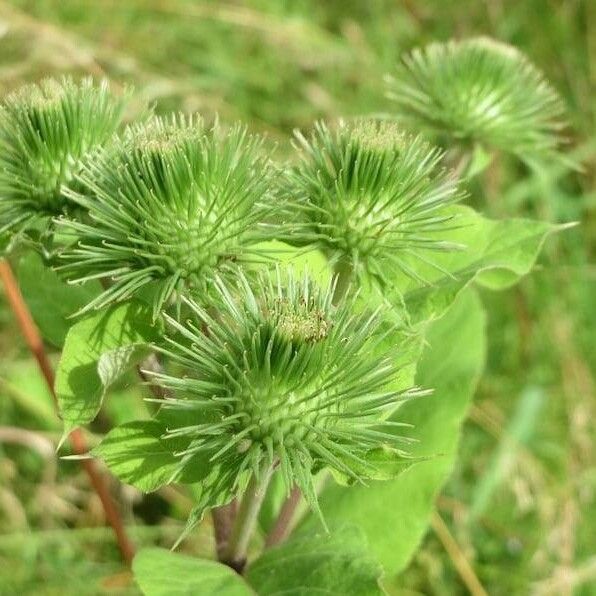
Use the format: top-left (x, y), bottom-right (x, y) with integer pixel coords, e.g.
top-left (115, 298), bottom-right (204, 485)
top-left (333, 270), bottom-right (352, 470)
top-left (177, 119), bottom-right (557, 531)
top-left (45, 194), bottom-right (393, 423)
top-left (0, 259), bottom-right (135, 565)
top-left (265, 485), bottom-right (301, 548)
top-left (212, 501), bottom-right (237, 562)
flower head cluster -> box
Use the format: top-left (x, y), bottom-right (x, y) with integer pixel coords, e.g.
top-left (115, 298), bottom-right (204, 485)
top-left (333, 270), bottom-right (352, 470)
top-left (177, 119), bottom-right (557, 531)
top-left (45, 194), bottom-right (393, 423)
top-left (150, 269), bottom-right (423, 511)
top-left (58, 115), bottom-right (278, 318)
top-left (284, 119), bottom-right (463, 286)
top-left (0, 77), bottom-right (126, 246)
top-left (386, 37), bottom-right (566, 158)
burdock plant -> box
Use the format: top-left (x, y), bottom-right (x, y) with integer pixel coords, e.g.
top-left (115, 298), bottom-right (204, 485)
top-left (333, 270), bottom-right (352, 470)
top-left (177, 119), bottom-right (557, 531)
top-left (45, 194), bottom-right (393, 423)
top-left (153, 270), bottom-right (420, 494)
top-left (0, 77), bottom-right (127, 249)
top-left (386, 37), bottom-right (566, 161)
top-left (56, 115), bottom-right (277, 317)
top-left (284, 120), bottom-right (464, 291)
top-left (104, 269), bottom-right (424, 569)
top-left (0, 34), bottom-right (572, 595)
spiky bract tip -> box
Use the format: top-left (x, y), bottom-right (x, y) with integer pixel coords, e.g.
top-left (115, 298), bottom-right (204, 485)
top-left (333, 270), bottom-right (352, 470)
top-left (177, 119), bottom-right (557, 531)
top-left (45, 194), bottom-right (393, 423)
top-left (284, 119), bottom-right (464, 287)
top-left (0, 77), bottom-right (127, 244)
top-left (57, 114), bottom-right (278, 318)
top-left (150, 268), bottom-right (422, 512)
top-left (386, 37), bottom-right (566, 158)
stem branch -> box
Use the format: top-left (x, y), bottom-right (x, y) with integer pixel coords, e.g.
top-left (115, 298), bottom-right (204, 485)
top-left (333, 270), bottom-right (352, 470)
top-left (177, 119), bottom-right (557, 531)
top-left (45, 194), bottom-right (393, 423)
top-left (224, 464), bottom-right (274, 573)
top-left (212, 500), bottom-right (237, 562)
top-left (332, 257), bottom-right (353, 305)
top-left (265, 485), bottom-right (301, 548)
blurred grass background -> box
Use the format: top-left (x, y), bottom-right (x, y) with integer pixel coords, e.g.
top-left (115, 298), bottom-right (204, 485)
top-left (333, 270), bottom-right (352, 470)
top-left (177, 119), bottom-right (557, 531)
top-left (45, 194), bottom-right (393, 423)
top-left (0, 1), bottom-right (594, 594)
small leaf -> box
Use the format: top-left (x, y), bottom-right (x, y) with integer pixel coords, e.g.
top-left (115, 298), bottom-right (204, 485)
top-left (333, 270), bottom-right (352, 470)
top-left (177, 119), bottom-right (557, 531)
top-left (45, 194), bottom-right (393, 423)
top-left (55, 300), bottom-right (159, 430)
top-left (92, 420), bottom-right (182, 492)
top-left (16, 251), bottom-right (102, 347)
top-left (246, 526), bottom-right (383, 596)
top-left (94, 416), bottom-right (240, 515)
top-left (133, 548), bottom-right (253, 596)
top-left (330, 446), bottom-right (422, 486)
top-left (97, 344), bottom-right (152, 390)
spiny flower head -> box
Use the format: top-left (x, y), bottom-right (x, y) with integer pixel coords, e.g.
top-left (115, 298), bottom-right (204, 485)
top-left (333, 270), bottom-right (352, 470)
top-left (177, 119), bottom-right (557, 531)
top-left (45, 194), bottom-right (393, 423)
top-left (149, 269), bottom-right (424, 512)
top-left (0, 77), bottom-right (127, 246)
top-left (57, 115), bottom-right (278, 318)
top-left (284, 119), bottom-right (463, 286)
top-left (386, 37), bottom-right (566, 159)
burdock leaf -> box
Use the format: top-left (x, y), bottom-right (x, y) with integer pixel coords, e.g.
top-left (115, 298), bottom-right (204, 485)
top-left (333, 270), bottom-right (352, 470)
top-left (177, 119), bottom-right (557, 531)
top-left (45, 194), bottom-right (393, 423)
top-left (93, 418), bottom-right (238, 500)
top-left (246, 525), bottom-right (383, 596)
top-left (133, 548), bottom-right (252, 596)
top-left (386, 205), bottom-right (566, 325)
top-left (330, 446), bottom-right (424, 486)
top-left (98, 344), bottom-right (152, 390)
top-left (55, 300), bottom-right (159, 430)
top-left (93, 420), bottom-right (182, 492)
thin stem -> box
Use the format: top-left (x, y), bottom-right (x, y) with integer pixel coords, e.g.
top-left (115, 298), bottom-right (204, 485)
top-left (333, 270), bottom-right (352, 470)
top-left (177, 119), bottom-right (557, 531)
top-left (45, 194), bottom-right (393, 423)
top-left (0, 258), bottom-right (135, 565)
top-left (224, 464), bottom-right (274, 573)
top-left (452, 151), bottom-right (472, 179)
top-left (212, 500), bottom-right (237, 562)
top-left (265, 485), bottom-right (301, 548)
top-left (1, 260), bottom-right (56, 391)
top-left (265, 471), bottom-right (329, 550)
top-left (332, 257), bottom-right (353, 305)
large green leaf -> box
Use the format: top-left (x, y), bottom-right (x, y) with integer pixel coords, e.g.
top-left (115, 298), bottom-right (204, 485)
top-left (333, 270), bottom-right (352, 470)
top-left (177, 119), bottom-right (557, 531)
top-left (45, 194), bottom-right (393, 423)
top-left (133, 548), bottom-right (253, 596)
top-left (388, 206), bottom-right (564, 324)
top-left (16, 252), bottom-right (102, 347)
top-left (246, 526), bottom-right (383, 596)
top-left (55, 300), bottom-right (159, 431)
top-left (299, 287), bottom-right (487, 576)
